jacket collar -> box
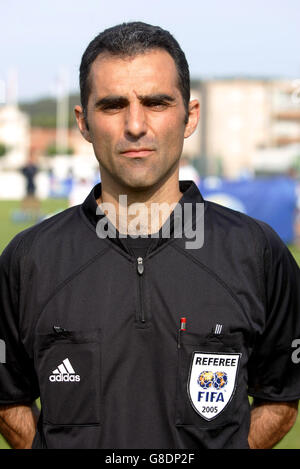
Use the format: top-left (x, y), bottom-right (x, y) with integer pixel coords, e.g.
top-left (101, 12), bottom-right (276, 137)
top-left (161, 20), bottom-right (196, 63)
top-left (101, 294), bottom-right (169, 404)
top-left (81, 180), bottom-right (205, 255)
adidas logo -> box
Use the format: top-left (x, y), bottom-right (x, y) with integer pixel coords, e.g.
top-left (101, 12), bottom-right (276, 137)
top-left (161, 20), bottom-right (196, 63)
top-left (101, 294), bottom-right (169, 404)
top-left (49, 358), bottom-right (80, 382)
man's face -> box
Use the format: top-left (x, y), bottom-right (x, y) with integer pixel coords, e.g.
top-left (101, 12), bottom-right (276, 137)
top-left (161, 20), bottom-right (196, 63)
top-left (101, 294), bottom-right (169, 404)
top-left (76, 49), bottom-right (199, 191)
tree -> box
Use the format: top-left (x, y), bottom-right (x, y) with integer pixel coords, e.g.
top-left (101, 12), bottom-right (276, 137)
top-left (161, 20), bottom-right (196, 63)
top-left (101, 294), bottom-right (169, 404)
top-left (45, 142), bottom-right (74, 156)
top-left (0, 143), bottom-right (7, 157)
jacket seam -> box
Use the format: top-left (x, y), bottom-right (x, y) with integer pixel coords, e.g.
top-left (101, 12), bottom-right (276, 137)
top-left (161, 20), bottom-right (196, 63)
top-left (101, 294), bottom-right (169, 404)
top-left (32, 246), bottom-right (111, 338)
top-left (146, 236), bottom-right (180, 260)
top-left (5, 233), bottom-right (27, 322)
top-left (170, 242), bottom-right (253, 329)
top-left (14, 209), bottom-right (80, 332)
top-left (101, 237), bottom-right (134, 262)
top-left (79, 205), bottom-right (136, 263)
top-left (247, 391), bottom-right (300, 402)
top-left (236, 214), bottom-right (267, 313)
top-left (5, 234), bottom-right (35, 372)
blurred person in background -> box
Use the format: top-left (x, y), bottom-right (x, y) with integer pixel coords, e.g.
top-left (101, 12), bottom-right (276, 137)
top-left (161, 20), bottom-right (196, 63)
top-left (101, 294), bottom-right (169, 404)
top-left (20, 151), bottom-right (40, 218)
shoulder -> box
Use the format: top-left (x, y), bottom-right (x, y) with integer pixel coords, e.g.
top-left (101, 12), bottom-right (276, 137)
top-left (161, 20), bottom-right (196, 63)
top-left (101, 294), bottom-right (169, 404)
top-left (0, 205), bottom-right (81, 266)
top-left (205, 199), bottom-right (286, 249)
top-left (205, 200), bottom-right (299, 277)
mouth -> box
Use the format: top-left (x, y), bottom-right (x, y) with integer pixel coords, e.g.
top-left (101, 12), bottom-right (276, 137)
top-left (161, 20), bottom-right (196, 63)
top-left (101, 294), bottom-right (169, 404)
top-left (120, 149), bottom-right (155, 158)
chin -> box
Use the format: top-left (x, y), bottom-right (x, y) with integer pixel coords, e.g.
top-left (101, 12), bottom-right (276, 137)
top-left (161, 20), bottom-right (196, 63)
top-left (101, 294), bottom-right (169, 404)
top-left (124, 179), bottom-right (155, 192)
top-left (118, 171), bottom-right (160, 191)
top-left (112, 164), bottom-right (172, 192)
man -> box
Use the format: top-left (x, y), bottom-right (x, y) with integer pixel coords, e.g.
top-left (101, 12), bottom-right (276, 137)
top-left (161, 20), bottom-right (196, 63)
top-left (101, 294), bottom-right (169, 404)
top-left (20, 154), bottom-right (40, 219)
top-left (0, 22), bottom-right (299, 450)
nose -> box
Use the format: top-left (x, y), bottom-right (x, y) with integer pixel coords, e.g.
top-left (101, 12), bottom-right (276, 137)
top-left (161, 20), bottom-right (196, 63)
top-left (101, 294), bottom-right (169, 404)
top-left (124, 101), bottom-right (147, 139)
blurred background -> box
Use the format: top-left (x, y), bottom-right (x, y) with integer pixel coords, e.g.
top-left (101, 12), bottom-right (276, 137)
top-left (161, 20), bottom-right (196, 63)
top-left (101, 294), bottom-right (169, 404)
top-left (0, 0), bottom-right (300, 449)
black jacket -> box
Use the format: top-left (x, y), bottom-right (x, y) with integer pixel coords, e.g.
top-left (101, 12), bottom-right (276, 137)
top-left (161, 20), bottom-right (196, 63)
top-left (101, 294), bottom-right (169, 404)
top-left (0, 181), bottom-right (299, 449)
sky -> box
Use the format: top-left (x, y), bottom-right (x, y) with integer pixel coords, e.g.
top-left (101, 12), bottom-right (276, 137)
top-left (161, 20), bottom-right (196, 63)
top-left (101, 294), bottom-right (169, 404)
top-left (1, 0), bottom-right (300, 102)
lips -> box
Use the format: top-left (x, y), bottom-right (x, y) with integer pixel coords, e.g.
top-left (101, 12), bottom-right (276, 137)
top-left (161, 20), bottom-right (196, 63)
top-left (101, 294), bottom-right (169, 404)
top-left (120, 148), bottom-right (155, 157)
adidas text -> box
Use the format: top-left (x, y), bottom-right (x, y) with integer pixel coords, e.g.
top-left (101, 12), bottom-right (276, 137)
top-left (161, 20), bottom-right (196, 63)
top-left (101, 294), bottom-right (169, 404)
top-left (49, 358), bottom-right (80, 382)
top-left (49, 374), bottom-right (80, 382)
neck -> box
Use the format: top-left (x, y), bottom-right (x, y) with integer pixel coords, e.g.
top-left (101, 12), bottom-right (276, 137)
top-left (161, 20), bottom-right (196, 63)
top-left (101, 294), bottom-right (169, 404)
top-left (96, 170), bottom-right (182, 235)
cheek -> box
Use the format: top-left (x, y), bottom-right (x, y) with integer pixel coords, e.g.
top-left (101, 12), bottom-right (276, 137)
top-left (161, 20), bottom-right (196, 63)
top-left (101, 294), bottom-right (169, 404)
top-left (89, 117), bottom-right (118, 151)
top-left (155, 115), bottom-right (185, 149)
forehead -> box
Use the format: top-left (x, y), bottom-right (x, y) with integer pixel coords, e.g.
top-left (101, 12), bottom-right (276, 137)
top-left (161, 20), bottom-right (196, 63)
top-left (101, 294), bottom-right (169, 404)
top-left (88, 49), bottom-right (180, 98)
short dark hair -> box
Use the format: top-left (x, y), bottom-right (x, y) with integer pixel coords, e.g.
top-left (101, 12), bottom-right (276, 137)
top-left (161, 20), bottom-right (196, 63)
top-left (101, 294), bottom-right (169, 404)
top-left (79, 22), bottom-right (190, 123)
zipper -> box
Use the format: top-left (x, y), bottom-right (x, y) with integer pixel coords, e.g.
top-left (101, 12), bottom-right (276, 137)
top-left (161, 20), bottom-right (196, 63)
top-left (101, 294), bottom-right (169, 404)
top-left (136, 257), bottom-right (146, 324)
top-left (53, 326), bottom-right (68, 334)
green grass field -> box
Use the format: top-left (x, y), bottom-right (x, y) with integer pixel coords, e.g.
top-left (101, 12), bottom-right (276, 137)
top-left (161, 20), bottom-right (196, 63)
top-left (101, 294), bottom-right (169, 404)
top-left (0, 199), bottom-right (299, 449)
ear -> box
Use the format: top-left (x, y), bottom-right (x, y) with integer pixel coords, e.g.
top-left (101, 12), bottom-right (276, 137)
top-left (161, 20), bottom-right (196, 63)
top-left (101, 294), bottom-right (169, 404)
top-left (74, 105), bottom-right (92, 143)
top-left (184, 99), bottom-right (200, 139)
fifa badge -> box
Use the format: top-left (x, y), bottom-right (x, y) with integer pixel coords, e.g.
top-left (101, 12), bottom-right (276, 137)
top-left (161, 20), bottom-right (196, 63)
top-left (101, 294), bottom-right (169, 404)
top-left (188, 351), bottom-right (241, 421)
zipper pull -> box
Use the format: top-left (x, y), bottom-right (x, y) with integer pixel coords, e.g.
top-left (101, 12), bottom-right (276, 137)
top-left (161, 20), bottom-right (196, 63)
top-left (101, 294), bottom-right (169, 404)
top-left (53, 326), bottom-right (68, 334)
top-left (137, 257), bottom-right (144, 275)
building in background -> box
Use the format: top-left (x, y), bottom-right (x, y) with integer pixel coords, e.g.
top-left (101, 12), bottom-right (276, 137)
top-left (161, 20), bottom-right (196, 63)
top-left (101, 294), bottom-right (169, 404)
top-left (196, 79), bottom-right (270, 178)
top-left (0, 74), bottom-right (299, 242)
top-left (189, 78), bottom-right (300, 179)
top-left (0, 76), bottom-right (299, 199)
top-left (0, 104), bottom-right (30, 170)
top-left (253, 80), bottom-right (300, 175)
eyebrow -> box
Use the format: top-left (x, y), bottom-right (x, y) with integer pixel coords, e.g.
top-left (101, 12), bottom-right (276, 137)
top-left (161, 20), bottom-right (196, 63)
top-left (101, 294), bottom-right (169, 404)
top-left (94, 96), bottom-right (128, 109)
top-left (140, 94), bottom-right (176, 104)
top-left (94, 93), bottom-right (176, 109)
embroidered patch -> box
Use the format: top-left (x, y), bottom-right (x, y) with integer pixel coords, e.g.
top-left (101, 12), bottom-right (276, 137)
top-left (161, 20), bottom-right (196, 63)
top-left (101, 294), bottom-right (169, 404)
top-left (187, 351), bottom-right (241, 421)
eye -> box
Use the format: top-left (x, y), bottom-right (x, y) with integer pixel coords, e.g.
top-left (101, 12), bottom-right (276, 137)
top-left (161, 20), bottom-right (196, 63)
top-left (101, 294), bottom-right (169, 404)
top-left (102, 103), bottom-right (124, 111)
top-left (146, 100), bottom-right (168, 109)
top-left (97, 99), bottom-right (128, 112)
